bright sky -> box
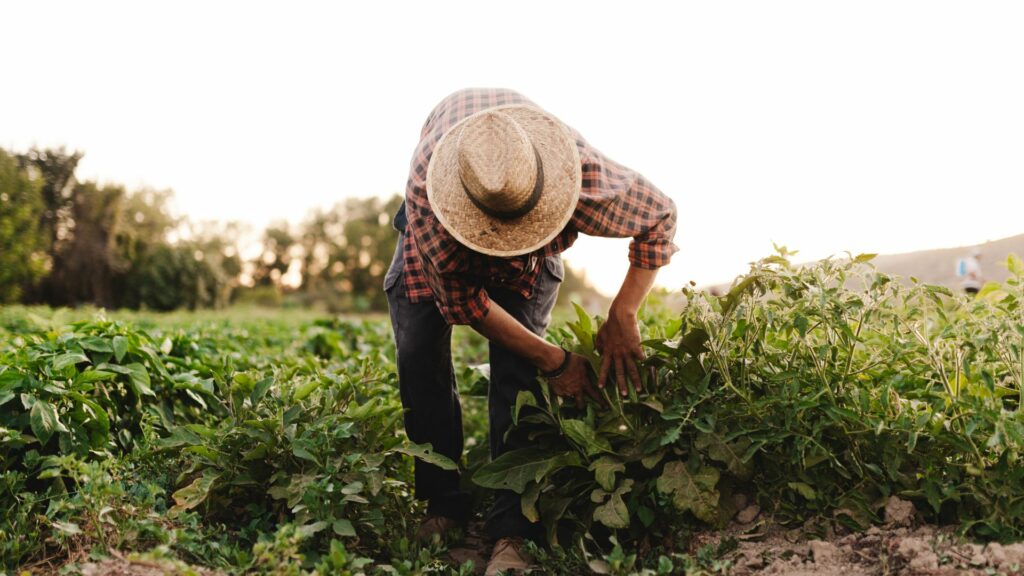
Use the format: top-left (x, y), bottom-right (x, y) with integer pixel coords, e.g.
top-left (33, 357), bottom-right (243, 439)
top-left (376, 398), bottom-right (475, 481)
top-left (3, 1), bottom-right (1022, 295)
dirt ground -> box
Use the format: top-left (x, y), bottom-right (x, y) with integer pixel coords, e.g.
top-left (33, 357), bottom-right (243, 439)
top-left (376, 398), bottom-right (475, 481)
top-left (700, 497), bottom-right (1024, 576)
top-left (68, 498), bottom-right (1024, 575)
top-left (77, 556), bottom-right (223, 576)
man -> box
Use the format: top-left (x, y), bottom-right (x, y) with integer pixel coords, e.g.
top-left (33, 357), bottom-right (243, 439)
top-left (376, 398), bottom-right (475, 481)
top-left (960, 249), bottom-right (983, 295)
top-left (384, 88), bottom-right (677, 574)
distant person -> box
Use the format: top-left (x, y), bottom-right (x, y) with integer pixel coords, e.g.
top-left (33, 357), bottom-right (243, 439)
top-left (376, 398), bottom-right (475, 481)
top-left (959, 249), bottom-right (983, 295)
top-left (383, 88), bottom-right (677, 575)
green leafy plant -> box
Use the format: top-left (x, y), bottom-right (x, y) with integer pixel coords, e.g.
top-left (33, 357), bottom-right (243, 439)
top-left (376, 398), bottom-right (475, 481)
top-left (476, 250), bottom-right (1024, 556)
top-left (158, 358), bottom-right (456, 556)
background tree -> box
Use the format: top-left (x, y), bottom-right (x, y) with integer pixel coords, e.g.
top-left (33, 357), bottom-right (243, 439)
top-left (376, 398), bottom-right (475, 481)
top-left (3, 144), bottom-right (607, 314)
top-left (16, 148), bottom-right (83, 248)
top-left (44, 181), bottom-right (127, 307)
top-left (297, 195), bottom-right (402, 312)
top-left (251, 223), bottom-right (297, 289)
top-left (0, 150), bottom-right (48, 303)
top-left (111, 192), bottom-right (242, 310)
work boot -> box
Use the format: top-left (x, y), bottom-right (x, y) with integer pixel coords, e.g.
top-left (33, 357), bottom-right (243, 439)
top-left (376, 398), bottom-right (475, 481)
top-left (485, 537), bottom-right (534, 575)
top-left (415, 515), bottom-right (464, 543)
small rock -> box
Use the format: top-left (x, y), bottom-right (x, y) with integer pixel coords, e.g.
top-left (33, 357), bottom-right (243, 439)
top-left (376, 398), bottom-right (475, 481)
top-left (985, 542), bottom-right (1007, 567)
top-left (732, 492), bottom-right (749, 511)
top-left (1002, 543), bottom-right (1024, 567)
top-left (909, 551), bottom-right (940, 570)
top-left (961, 542), bottom-right (985, 565)
top-left (866, 525), bottom-right (881, 536)
top-left (884, 496), bottom-right (916, 527)
top-left (857, 535), bottom-right (881, 548)
top-left (736, 504), bottom-right (761, 524)
top-left (913, 524), bottom-right (935, 537)
top-left (808, 540), bottom-right (839, 563)
top-left (740, 549), bottom-right (765, 569)
top-left (897, 538), bottom-right (939, 570)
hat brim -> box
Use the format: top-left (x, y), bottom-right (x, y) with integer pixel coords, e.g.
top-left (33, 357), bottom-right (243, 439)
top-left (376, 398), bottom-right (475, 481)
top-left (427, 105), bottom-right (581, 257)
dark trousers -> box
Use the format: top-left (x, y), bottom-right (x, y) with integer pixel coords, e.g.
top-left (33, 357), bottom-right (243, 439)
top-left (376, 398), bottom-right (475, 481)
top-left (384, 233), bottom-right (562, 541)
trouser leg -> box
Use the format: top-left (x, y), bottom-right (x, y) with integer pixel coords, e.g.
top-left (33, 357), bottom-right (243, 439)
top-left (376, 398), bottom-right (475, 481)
top-left (485, 256), bottom-right (563, 541)
top-left (385, 240), bottom-right (471, 521)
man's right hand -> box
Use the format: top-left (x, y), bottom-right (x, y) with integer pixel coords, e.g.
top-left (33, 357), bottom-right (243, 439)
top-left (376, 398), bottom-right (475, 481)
top-left (546, 352), bottom-right (603, 409)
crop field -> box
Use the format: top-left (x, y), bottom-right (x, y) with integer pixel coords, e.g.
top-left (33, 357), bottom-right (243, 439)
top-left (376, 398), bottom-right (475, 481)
top-left (2, 252), bottom-right (1024, 575)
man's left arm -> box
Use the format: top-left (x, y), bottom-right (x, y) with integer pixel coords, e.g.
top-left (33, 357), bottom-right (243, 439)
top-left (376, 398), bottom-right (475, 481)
top-left (595, 266), bottom-right (658, 396)
top-left (570, 144), bottom-right (679, 395)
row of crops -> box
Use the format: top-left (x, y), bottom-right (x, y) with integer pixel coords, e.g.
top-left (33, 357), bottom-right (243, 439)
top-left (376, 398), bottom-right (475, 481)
top-left (1, 252), bottom-right (1023, 574)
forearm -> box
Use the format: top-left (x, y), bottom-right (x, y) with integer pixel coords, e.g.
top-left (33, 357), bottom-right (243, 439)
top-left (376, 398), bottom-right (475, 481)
top-left (472, 301), bottom-right (564, 373)
top-left (610, 266), bottom-right (659, 317)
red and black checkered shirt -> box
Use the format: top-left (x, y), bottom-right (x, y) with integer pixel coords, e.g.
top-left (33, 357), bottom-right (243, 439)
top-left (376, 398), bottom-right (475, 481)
top-left (403, 88), bottom-right (678, 325)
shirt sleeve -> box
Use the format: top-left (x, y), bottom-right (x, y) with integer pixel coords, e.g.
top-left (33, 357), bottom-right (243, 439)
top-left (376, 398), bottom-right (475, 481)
top-left (572, 143), bottom-right (679, 269)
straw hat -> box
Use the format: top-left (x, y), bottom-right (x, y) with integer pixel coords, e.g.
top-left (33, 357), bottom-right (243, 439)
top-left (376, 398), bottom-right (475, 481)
top-left (426, 105), bottom-right (581, 257)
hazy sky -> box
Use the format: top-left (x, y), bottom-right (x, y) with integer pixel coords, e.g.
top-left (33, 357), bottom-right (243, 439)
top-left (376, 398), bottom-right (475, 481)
top-left (3, 1), bottom-right (1022, 295)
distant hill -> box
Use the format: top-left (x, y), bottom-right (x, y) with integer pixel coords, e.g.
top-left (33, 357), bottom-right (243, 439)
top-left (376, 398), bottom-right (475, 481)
top-left (702, 233), bottom-right (1024, 296)
top-left (868, 233), bottom-right (1024, 289)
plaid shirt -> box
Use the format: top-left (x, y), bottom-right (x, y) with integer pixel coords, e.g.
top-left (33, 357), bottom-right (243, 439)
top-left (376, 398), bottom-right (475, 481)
top-left (402, 88), bottom-right (678, 325)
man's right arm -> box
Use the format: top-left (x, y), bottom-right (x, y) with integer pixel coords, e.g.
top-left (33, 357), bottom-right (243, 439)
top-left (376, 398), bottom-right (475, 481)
top-left (472, 302), bottom-right (601, 408)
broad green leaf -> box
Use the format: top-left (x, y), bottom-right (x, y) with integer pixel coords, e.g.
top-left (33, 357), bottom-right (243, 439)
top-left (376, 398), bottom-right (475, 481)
top-left (474, 448), bottom-right (580, 493)
top-left (79, 337), bottom-right (113, 353)
top-left (656, 460), bottom-right (720, 524)
top-left (171, 471), bottom-right (221, 514)
top-left (678, 328), bottom-right (710, 357)
top-left (112, 335), bottom-right (128, 362)
top-left (722, 275), bottom-right (759, 316)
top-left (242, 445), bottom-right (269, 461)
top-left (292, 442), bottom-right (319, 465)
top-left (1007, 253), bottom-right (1023, 276)
top-left (562, 419), bottom-right (612, 456)
top-left (333, 519), bottom-right (356, 537)
top-left (154, 427), bottom-right (203, 450)
top-left (251, 377), bottom-right (274, 405)
top-left (641, 449), bottom-right (667, 470)
top-left (794, 314), bottom-right (809, 337)
top-left (591, 479), bottom-right (633, 529)
top-left (30, 401), bottom-right (60, 445)
top-left (76, 370), bottom-right (117, 384)
top-left (513, 390), bottom-right (538, 425)
top-left (695, 432), bottom-right (754, 479)
top-left (853, 253), bottom-right (878, 263)
top-left (0, 370), bottom-right (23, 387)
top-left (292, 379), bottom-right (319, 401)
top-left (95, 363), bottom-right (132, 375)
top-left (68, 392), bottom-right (110, 440)
top-left (341, 481), bottom-right (363, 495)
top-left (590, 456), bottom-right (625, 492)
top-left (521, 481), bottom-right (543, 522)
top-left (394, 443), bottom-right (458, 471)
top-left (297, 521), bottom-right (328, 539)
top-left (126, 363), bottom-right (155, 397)
top-left (53, 352), bottom-right (89, 371)
top-left (572, 302), bottom-right (593, 338)
top-left (593, 494), bottom-right (629, 529)
top-left (568, 302), bottom-right (596, 356)
top-left (539, 493), bottom-right (572, 547)
top-left (788, 481), bottom-right (817, 500)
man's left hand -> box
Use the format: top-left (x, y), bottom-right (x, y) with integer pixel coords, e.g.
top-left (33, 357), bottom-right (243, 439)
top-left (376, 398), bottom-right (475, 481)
top-left (595, 307), bottom-right (645, 396)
